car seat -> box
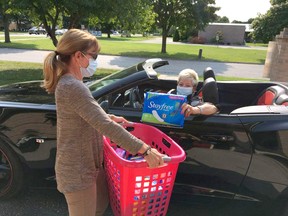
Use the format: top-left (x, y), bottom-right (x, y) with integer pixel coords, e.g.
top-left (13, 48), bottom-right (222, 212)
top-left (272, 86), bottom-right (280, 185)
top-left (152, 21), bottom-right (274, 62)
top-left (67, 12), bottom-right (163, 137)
top-left (202, 77), bottom-right (219, 105)
top-left (197, 67), bottom-right (218, 103)
top-left (254, 85), bottom-right (286, 105)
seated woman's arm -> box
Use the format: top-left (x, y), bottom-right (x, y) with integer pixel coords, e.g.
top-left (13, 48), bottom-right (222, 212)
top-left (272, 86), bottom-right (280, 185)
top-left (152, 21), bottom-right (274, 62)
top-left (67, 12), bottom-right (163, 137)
top-left (181, 102), bottom-right (218, 117)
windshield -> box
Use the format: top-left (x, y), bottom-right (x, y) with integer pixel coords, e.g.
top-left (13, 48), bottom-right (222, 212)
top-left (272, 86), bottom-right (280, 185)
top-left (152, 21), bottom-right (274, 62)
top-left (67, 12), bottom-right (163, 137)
top-left (88, 63), bottom-right (143, 92)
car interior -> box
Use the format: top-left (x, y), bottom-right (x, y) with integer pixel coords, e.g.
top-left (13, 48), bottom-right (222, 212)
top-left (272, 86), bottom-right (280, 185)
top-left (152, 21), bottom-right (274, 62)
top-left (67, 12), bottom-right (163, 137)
top-left (98, 68), bottom-right (288, 115)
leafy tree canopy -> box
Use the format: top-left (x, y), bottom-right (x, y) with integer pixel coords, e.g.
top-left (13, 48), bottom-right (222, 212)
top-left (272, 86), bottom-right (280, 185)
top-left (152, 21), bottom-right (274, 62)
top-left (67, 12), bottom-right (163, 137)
top-left (214, 16), bottom-right (230, 23)
top-left (152, 0), bottom-right (219, 53)
top-left (251, 0), bottom-right (288, 43)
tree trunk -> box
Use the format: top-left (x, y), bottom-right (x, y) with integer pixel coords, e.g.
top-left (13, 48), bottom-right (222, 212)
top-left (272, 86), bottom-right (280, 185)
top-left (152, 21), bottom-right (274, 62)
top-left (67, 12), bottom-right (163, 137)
top-left (48, 31), bottom-right (58, 47)
top-left (3, 13), bottom-right (11, 43)
top-left (161, 29), bottom-right (168, 53)
top-left (51, 36), bottom-right (58, 47)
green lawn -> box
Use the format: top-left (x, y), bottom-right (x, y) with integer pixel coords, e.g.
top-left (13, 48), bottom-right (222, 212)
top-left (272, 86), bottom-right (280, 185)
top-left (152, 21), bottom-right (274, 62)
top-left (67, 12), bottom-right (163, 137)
top-left (0, 61), bottom-right (116, 85)
top-left (0, 34), bottom-right (267, 64)
top-left (0, 60), bottom-right (261, 86)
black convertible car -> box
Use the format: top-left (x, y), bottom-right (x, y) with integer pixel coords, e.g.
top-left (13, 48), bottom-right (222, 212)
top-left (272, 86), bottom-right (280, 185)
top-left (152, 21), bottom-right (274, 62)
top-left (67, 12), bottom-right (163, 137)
top-left (0, 58), bottom-right (288, 215)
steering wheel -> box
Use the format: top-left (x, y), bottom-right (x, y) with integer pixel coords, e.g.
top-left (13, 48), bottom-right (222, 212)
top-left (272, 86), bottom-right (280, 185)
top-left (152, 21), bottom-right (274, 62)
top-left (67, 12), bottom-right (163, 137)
top-left (129, 87), bottom-right (143, 108)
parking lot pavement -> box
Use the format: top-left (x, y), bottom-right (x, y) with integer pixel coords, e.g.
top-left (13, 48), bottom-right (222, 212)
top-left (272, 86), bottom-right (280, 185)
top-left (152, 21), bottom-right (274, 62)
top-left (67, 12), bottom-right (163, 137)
top-left (0, 184), bottom-right (274, 216)
top-left (0, 187), bottom-right (188, 216)
top-left (0, 48), bottom-right (266, 79)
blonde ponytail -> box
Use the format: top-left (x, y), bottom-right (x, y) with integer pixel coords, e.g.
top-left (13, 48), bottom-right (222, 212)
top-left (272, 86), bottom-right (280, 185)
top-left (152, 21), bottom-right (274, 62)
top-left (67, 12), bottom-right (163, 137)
top-left (43, 51), bottom-right (66, 93)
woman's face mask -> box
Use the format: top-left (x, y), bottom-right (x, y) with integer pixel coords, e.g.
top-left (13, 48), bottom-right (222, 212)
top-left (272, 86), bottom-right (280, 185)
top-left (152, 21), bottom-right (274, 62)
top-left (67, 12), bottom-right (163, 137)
top-left (80, 58), bottom-right (98, 77)
top-left (177, 86), bottom-right (193, 96)
top-left (80, 52), bottom-right (98, 77)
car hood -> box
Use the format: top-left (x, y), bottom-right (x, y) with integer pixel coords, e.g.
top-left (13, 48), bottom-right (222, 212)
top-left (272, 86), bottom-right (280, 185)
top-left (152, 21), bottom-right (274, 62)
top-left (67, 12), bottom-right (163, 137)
top-left (0, 80), bottom-right (55, 104)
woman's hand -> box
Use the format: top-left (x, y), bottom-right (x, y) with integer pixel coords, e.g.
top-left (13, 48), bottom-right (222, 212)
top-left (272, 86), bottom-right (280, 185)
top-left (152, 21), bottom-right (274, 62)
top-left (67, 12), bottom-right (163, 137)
top-left (109, 114), bottom-right (129, 124)
top-left (181, 103), bottom-right (201, 117)
top-left (140, 145), bottom-right (164, 168)
top-left (181, 103), bottom-right (218, 116)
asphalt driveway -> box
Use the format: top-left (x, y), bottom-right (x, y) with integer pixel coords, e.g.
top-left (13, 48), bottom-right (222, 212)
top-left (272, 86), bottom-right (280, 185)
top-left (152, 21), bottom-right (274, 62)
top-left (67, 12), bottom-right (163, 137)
top-left (0, 184), bottom-right (273, 216)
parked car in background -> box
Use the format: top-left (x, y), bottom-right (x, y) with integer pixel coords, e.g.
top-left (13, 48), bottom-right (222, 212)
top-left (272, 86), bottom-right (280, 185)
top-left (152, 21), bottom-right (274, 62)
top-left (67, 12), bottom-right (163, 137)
top-left (0, 59), bottom-right (288, 215)
top-left (121, 30), bottom-right (131, 37)
top-left (89, 30), bottom-right (102, 37)
top-left (55, 29), bottom-right (68, 35)
top-left (111, 30), bottom-right (120, 35)
top-left (28, 27), bottom-right (46, 35)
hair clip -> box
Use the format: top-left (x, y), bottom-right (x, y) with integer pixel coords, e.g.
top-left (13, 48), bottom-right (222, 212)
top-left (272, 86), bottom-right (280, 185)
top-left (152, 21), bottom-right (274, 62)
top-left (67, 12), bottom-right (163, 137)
top-left (54, 51), bottom-right (60, 61)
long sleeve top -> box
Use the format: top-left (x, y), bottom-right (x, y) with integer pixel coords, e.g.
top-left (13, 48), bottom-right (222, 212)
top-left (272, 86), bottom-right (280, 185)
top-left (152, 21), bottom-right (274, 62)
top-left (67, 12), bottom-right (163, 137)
top-left (55, 75), bottom-right (144, 193)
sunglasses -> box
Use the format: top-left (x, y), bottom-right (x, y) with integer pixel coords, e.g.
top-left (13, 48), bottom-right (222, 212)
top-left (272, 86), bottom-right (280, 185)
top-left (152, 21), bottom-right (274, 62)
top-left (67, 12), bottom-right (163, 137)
top-left (81, 52), bottom-right (98, 60)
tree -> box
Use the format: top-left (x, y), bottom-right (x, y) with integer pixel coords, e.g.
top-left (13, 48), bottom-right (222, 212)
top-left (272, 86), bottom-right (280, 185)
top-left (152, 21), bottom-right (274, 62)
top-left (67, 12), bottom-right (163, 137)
top-left (152, 0), bottom-right (219, 53)
top-left (117, 0), bottom-right (155, 36)
top-left (215, 15), bottom-right (229, 23)
top-left (62, 0), bottom-right (100, 29)
top-left (251, 0), bottom-right (288, 43)
top-left (15, 0), bottom-right (100, 46)
top-left (16, 0), bottom-right (64, 46)
top-left (0, 0), bottom-right (12, 43)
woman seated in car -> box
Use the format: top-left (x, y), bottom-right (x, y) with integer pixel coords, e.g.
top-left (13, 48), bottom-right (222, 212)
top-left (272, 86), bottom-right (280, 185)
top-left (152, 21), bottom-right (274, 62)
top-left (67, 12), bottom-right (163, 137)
top-left (169, 68), bottom-right (219, 117)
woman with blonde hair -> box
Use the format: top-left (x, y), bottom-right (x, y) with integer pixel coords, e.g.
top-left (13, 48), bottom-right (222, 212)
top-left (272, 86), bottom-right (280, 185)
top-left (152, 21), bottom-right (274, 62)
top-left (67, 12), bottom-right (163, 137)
top-left (43, 29), bottom-right (164, 216)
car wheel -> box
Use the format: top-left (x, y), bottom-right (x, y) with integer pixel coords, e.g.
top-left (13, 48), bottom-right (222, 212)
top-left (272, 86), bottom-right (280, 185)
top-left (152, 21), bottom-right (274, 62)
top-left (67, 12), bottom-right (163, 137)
top-left (0, 141), bottom-right (25, 199)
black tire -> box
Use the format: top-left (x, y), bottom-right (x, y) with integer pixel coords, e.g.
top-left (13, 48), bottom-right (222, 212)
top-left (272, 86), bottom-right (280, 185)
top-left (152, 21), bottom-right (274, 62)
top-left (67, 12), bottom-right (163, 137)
top-left (0, 141), bottom-right (25, 199)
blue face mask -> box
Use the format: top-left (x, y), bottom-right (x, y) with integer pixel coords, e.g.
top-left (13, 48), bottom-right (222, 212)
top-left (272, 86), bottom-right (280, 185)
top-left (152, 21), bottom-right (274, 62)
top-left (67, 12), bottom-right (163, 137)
top-left (80, 58), bottom-right (98, 77)
top-left (177, 86), bottom-right (193, 96)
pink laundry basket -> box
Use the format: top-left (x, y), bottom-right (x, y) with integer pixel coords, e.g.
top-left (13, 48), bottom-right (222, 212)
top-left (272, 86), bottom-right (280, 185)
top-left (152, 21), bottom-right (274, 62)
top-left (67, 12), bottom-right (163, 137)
top-left (103, 122), bottom-right (186, 216)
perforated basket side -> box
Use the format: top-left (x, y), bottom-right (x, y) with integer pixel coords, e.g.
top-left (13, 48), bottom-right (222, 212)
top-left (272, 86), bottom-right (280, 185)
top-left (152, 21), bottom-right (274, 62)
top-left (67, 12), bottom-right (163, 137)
top-left (104, 140), bottom-right (179, 216)
top-left (103, 122), bottom-right (186, 216)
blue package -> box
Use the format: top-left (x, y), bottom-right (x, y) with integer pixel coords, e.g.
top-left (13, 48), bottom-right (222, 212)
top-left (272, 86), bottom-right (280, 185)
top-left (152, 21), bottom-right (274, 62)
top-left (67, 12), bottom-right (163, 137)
top-left (141, 92), bottom-right (187, 127)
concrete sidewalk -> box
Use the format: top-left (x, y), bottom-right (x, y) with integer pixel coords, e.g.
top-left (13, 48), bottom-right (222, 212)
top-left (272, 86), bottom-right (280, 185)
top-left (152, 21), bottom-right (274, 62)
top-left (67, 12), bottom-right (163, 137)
top-left (0, 48), bottom-right (266, 79)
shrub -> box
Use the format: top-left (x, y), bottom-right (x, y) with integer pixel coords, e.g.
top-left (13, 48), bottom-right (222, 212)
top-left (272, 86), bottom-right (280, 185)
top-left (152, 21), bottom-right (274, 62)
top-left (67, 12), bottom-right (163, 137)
top-left (188, 36), bottom-right (205, 44)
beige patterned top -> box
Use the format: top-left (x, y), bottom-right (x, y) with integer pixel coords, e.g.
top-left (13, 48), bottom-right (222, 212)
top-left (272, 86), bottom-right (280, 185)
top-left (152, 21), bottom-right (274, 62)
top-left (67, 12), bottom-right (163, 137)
top-left (55, 75), bottom-right (144, 193)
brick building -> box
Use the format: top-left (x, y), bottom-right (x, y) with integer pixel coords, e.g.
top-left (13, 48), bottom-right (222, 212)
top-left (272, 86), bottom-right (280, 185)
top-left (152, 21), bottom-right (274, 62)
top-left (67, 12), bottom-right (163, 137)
top-left (263, 28), bottom-right (288, 82)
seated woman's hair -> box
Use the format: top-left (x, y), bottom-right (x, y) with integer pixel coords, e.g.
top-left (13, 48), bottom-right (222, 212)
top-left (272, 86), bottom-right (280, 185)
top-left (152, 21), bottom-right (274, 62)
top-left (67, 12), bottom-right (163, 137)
top-left (178, 69), bottom-right (199, 87)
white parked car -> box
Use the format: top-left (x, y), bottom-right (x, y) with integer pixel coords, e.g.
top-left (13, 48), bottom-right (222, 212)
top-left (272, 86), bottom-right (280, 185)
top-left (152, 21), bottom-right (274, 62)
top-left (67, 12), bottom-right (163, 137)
top-left (28, 27), bottom-right (46, 35)
top-left (55, 29), bottom-right (68, 35)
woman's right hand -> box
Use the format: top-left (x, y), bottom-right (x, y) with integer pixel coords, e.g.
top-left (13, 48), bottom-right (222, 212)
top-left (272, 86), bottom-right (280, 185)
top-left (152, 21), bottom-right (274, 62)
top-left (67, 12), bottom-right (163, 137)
top-left (143, 147), bottom-right (165, 168)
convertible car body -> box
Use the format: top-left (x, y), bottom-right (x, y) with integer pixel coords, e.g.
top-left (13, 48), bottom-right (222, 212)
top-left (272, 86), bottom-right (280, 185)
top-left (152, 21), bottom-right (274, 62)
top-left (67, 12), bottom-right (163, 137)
top-left (0, 59), bottom-right (288, 214)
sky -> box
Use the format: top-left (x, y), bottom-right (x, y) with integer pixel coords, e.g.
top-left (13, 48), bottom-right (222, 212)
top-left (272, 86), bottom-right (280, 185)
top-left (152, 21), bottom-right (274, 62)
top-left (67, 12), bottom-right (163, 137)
top-left (215, 0), bottom-right (271, 22)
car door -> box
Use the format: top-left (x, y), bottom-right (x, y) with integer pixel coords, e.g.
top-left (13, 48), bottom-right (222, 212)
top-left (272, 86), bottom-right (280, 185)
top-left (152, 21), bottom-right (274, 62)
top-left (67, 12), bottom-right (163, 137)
top-left (164, 114), bottom-right (253, 200)
top-left (101, 86), bottom-right (253, 200)
top-left (237, 112), bottom-right (288, 203)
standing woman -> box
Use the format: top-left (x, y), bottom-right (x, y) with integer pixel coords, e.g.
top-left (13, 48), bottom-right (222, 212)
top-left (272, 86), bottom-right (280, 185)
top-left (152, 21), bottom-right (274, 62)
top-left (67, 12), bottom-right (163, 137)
top-left (43, 29), bottom-right (164, 216)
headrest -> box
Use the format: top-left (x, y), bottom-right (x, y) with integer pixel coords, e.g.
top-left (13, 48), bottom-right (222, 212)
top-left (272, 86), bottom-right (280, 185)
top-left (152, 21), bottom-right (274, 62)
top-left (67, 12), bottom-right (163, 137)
top-left (275, 94), bottom-right (288, 105)
top-left (202, 77), bottom-right (219, 104)
top-left (203, 67), bottom-right (216, 81)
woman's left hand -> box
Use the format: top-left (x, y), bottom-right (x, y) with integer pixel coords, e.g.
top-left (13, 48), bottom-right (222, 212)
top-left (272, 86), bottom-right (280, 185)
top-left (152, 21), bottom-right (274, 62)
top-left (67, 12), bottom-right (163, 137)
top-left (109, 114), bottom-right (129, 124)
top-left (181, 103), bottom-right (199, 117)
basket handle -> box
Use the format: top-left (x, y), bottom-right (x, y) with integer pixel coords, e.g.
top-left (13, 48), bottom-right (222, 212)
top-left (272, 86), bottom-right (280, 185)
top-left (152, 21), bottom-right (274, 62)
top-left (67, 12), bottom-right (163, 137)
top-left (120, 121), bottom-right (135, 127)
top-left (162, 156), bottom-right (171, 162)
